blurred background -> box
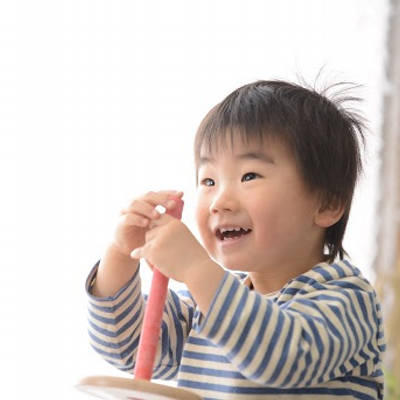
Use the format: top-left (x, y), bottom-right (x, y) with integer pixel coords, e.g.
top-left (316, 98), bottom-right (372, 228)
top-left (0, 0), bottom-right (398, 398)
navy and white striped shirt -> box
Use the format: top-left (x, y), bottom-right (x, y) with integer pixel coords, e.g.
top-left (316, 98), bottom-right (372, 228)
top-left (86, 260), bottom-right (385, 399)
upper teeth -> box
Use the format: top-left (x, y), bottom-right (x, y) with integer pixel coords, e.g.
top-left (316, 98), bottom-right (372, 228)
top-left (220, 227), bottom-right (247, 233)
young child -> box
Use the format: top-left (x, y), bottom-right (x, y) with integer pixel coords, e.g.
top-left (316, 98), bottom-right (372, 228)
top-left (86, 79), bottom-right (386, 399)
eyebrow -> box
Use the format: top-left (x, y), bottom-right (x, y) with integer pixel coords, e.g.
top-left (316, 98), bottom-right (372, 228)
top-left (237, 151), bottom-right (275, 163)
top-left (199, 151), bottom-right (275, 166)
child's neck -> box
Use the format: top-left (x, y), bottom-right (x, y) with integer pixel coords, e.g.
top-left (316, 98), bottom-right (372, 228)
top-left (248, 273), bottom-right (287, 295)
top-left (248, 259), bottom-right (324, 295)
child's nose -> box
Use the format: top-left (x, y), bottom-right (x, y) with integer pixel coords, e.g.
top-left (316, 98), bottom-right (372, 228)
top-left (209, 186), bottom-right (239, 214)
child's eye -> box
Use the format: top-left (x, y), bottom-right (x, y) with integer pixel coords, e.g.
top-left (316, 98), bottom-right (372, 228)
top-left (201, 178), bottom-right (215, 187)
top-left (242, 172), bottom-right (258, 182)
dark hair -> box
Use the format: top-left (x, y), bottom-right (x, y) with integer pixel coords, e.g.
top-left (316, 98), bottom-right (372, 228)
top-left (194, 79), bottom-right (366, 262)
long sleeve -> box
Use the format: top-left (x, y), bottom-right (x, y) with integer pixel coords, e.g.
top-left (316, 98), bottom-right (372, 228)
top-left (190, 261), bottom-right (385, 397)
top-left (86, 263), bottom-right (196, 380)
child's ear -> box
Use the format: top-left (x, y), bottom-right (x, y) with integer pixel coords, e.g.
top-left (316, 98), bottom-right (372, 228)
top-left (314, 200), bottom-right (346, 228)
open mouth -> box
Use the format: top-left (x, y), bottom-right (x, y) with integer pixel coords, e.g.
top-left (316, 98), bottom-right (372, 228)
top-left (216, 227), bottom-right (252, 241)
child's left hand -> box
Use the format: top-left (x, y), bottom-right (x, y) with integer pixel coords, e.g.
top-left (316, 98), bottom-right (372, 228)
top-left (130, 213), bottom-right (211, 283)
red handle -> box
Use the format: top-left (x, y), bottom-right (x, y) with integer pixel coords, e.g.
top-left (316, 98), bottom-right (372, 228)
top-left (134, 197), bottom-right (184, 381)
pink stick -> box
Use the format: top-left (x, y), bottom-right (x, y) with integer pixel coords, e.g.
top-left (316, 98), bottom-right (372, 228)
top-left (134, 198), bottom-right (184, 381)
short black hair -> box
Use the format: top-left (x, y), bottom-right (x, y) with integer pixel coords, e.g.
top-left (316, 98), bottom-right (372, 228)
top-left (194, 79), bottom-right (367, 262)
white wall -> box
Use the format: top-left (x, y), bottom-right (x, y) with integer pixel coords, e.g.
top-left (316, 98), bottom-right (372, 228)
top-left (0, 1), bottom-right (389, 398)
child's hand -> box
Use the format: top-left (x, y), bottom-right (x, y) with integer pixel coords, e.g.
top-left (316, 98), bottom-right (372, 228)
top-left (110, 190), bottom-right (184, 259)
top-left (130, 213), bottom-right (211, 283)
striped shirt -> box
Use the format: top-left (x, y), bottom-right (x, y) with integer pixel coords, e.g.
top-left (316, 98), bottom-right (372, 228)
top-left (86, 260), bottom-right (385, 399)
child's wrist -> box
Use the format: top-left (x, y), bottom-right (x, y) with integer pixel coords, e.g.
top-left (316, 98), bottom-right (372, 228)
top-left (107, 243), bottom-right (137, 264)
top-left (183, 258), bottom-right (225, 314)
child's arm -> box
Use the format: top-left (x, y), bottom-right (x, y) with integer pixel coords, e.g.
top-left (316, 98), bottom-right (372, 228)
top-left (91, 244), bottom-right (139, 298)
top-left (193, 263), bottom-right (384, 388)
top-left (87, 190), bottom-right (186, 376)
top-left (86, 263), bottom-right (196, 379)
top-left (130, 212), bottom-right (225, 314)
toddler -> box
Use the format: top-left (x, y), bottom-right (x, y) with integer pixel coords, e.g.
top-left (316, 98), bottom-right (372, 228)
top-left (86, 79), bottom-right (385, 399)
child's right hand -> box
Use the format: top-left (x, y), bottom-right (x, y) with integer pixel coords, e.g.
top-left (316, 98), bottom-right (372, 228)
top-left (110, 190), bottom-right (184, 259)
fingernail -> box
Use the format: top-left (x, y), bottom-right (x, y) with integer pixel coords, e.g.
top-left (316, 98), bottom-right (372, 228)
top-left (155, 205), bottom-right (166, 214)
top-left (131, 249), bottom-right (139, 259)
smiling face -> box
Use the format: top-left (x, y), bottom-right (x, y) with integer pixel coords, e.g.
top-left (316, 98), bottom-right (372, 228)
top-left (195, 133), bottom-right (328, 281)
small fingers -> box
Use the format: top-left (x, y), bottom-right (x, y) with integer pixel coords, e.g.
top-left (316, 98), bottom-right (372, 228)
top-left (121, 200), bottom-right (159, 222)
top-left (122, 190), bottom-right (183, 220)
top-left (152, 190), bottom-right (184, 212)
top-left (158, 189), bottom-right (184, 199)
top-left (120, 212), bottom-right (151, 228)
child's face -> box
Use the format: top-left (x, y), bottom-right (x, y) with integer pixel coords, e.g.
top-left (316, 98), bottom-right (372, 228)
top-left (195, 135), bottom-right (326, 275)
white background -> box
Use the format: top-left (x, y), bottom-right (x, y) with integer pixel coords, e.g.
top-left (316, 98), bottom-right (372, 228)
top-left (0, 1), bottom-right (389, 398)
